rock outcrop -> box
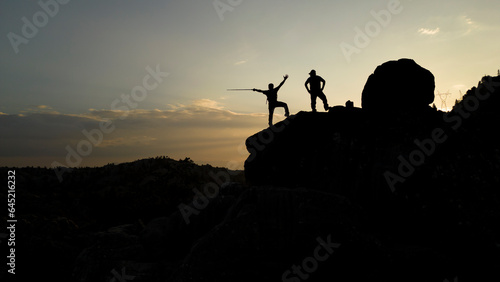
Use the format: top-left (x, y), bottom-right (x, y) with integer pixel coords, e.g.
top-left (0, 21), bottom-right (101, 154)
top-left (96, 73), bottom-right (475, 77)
top-left (361, 58), bottom-right (435, 112)
top-left (238, 67), bottom-right (500, 281)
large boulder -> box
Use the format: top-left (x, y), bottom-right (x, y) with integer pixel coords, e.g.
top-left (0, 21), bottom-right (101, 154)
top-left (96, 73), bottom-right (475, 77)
top-left (361, 58), bottom-right (435, 112)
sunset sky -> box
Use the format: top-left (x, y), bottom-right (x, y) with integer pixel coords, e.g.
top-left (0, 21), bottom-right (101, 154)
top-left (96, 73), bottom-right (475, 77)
top-left (1, 0), bottom-right (499, 169)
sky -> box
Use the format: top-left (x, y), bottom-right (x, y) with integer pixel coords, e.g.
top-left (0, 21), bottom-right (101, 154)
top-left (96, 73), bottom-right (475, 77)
top-left (1, 0), bottom-right (499, 169)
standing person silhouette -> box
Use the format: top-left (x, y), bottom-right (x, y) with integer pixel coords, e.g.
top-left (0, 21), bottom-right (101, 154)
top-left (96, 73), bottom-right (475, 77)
top-left (253, 74), bottom-right (290, 126)
top-left (305, 70), bottom-right (329, 112)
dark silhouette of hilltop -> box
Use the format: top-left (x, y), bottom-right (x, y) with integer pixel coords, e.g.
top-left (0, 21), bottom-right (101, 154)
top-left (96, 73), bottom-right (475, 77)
top-left (9, 60), bottom-right (500, 282)
top-left (1, 157), bottom-right (243, 282)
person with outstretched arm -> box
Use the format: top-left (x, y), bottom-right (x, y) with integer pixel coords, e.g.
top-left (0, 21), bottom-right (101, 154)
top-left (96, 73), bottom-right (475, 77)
top-left (305, 69), bottom-right (329, 112)
top-left (253, 74), bottom-right (290, 126)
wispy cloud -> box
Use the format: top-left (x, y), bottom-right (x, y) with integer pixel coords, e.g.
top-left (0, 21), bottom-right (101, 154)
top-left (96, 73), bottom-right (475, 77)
top-left (418, 27), bottom-right (440, 35)
top-left (20, 105), bottom-right (60, 115)
top-left (417, 15), bottom-right (480, 39)
top-left (192, 99), bottom-right (224, 110)
top-left (234, 60), bottom-right (248, 66)
top-left (0, 100), bottom-right (269, 168)
top-left (98, 136), bottom-right (158, 148)
top-left (455, 15), bottom-right (480, 36)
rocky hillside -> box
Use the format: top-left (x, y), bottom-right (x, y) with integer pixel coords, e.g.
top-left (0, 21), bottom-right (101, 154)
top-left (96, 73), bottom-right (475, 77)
top-left (171, 65), bottom-right (500, 281)
top-left (240, 61), bottom-right (500, 281)
top-left (0, 157), bottom-right (244, 282)
top-left (5, 59), bottom-right (500, 282)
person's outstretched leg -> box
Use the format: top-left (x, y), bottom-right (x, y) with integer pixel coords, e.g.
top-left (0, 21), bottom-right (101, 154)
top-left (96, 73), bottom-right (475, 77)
top-left (319, 92), bottom-right (329, 111)
top-left (274, 101), bottom-right (289, 117)
top-left (282, 102), bottom-right (290, 117)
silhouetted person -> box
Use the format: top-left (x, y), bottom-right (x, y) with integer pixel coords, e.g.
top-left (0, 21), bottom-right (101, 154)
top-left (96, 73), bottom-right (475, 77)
top-left (253, 74), bottom-right (290, 126)
top-left (305, 70), bottom-right (329, 112)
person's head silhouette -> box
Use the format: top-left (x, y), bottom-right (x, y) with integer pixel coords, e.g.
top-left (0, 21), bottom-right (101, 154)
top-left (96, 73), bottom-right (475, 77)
top-left (268, 83), bottom-right (274, 90)
top-left (309, 69), bottom-right (316, 76)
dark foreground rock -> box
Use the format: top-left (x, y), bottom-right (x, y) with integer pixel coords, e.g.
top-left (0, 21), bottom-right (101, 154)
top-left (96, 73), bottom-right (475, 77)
top-left (169, 65), bottom-right (500, 281)
top-left (173, 186), bottom-right (378, 281)
top-left (239, 73), bottom-right (500, 281)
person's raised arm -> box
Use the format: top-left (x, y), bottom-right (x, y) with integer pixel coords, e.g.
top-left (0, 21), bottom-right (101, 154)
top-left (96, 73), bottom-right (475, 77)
top-left (252, 88), bottom-right (263, 93)
top-left (275, 74), bottom-right (289, 91)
